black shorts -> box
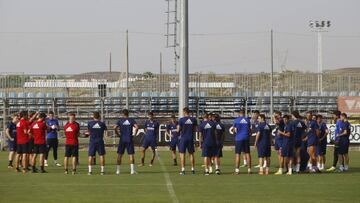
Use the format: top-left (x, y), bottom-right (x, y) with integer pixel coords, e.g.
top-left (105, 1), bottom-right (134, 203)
top-left (46, 138), bottom-right (59, 148)
top-left (33, 144), bottom-right (46, 154)
top-left (65, 145), bottom-right (79, 158)
top-left (28, 139), bottom-right (35, 153)
top-left (17, 143), bottom-right (29, 154)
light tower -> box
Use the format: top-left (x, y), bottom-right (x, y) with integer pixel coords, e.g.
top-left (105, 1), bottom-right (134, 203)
top-left (178, 0), bottom-right (189, 116)
top-left (309, 20), bottom-right (331, 95)
top-left (165, 0), bottom-right (188, 116)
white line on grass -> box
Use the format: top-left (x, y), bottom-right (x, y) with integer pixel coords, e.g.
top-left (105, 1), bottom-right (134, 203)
top-left (157, 151), bottom-right (179, 203)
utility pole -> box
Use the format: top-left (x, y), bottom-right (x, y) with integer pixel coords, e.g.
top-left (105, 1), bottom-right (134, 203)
top-left (270, 29), bottom-right (274, 118)
top-left (109, 52), bottom-right (112, 73)
top-left (160, 52), bottom-right (163, 92)
top-left (125, 30), bottom-right (129, 109)
top-left (178, 0), bottom-right (189, 117)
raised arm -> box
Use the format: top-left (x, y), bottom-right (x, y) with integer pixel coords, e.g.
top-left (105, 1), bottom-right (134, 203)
top-left (29, 112), bottom-right (39, 123)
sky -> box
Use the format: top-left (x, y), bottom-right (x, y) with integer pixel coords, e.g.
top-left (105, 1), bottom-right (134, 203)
top-left (0, 0), bottom-right (359, 74)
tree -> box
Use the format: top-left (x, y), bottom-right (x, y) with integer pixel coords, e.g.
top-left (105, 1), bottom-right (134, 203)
top-left (143, 72), bottom-right (154, 79)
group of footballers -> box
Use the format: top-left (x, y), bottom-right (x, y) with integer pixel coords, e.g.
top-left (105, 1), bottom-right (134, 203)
top-left (5, 111), bottom-right (74, 173)
top-left (5, 107), bottom-right (351, 176)
top-left (263, 110), bottom-right (350, 175)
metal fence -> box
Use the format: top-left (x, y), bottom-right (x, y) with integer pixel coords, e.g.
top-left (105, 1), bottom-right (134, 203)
top-left (2, 71), bottom-right (360, 150)
top-left (0, 95), bottom-right (339, 134)
top-left (1, 72), bottom-right (359, 121)
top-left (1, 72), bottom-right (360, 97)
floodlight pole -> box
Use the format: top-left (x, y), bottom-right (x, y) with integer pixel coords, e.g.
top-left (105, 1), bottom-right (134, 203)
top-left (179, 0), bottom-right (189, 117)
top-left (309, 20), bottom-right (331, 95)
top-left (317, 31), bottom-right (323, 94)
top-left (270, 29), bottom-right (274, 118)
top-left (125, 30), bottom-right (129, 109)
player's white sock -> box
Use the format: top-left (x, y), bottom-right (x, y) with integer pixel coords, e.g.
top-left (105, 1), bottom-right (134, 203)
top-left (101, 166), bottom-right (105, 173)
top-left (263, 160), bottom-right (267, 168)
top-left (209, 166), bottom-right (213, 173)
top-left (309, 165), bottom-right (313, 170)
top-left (191, 167), bottom-right (195, 171)
top-left (235, 168), bottom-right (240, 173)
top-left (181, 167), bottom-right (185, 172)
top-left (288, 167), bottom-right (292, 174)
top-left (215, 164), bottom-right (219, 170)
top-left (88, 165), bottom-right (92, 173)
top-left (317, 162), bottom-right (320, 169)
top-left (247, 168), bottom-right (251, 173)
top-left (130, 164), bottom-right (135, 173)
top-left (295, 164), bottom-right (300, 172)
top-left (205, 168), bottom-right (209, 173)
top-left (243, 160), bottom-right (247, 165)
top-left (344, 165), bottom-right (349, 171)
top-left (116, 165), bottom-right (120, 172)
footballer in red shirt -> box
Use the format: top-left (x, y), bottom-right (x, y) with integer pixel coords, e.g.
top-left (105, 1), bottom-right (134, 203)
top-left (28, 112), bottom-right (37, 164)
top-left (29, 113), bottom-right (48, 173)
top-left (63, 113), bottom-right (80, 174)
top-left (15, 111), bottom-right (38, 173)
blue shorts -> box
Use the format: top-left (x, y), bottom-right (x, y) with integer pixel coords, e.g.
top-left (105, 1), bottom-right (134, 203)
top-left (294, 137), bottom-right (302, 148)
top-left (338, 139), bottom-right (349, 155)
top-left (257, 145), bottom-right (271, 158)
top-left (214, 144), bottom-right (223, 157)
top-left (178, 138), bottom-right (195, 154)
top-left (235, 140), bottom-right (250, 154)
top-left (142, 139), bottom-right (157, 150)
top-left (169, 138), bottom-right (178, 151)
top-left (7, 140), bottom-right (16, 152)
top-left (118, 141), bottom-right (135, 155)
top-left (88, 142), bottom-right (106, 157)
top-left (281, 144), bottom-right (294, 157)
top-left (202, 146), bottom-right (215, 157)
top-left (316, 143), bottom-right (327, 156)
top-left (274, 138), bottom-right (282, 151)
top-left (307, 136), bottom-right (318, 147)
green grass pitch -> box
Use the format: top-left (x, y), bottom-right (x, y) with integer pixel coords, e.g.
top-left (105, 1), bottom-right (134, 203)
top-left (0, 148), bottom-right (359, 203)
